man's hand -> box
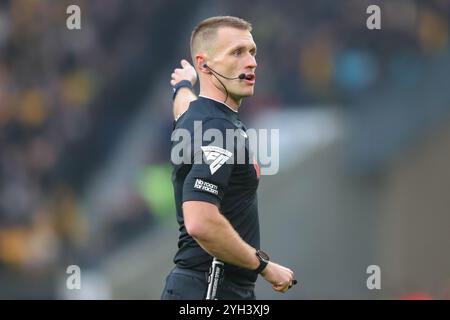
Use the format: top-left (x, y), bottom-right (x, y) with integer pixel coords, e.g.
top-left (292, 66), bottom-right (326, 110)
top-left (171, 59), bottom-right (197, 87)
top-left (171, 59), bottom-right (198, 120)
top-left (261, 262), bottom-right (297, 293)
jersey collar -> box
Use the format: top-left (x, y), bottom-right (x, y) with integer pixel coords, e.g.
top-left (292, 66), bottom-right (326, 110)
top-left (198, 95), bottom-right (239, 114)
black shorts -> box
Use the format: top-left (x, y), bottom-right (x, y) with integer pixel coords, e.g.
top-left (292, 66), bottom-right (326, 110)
top-left (161, 267), bottom-right (256, 300)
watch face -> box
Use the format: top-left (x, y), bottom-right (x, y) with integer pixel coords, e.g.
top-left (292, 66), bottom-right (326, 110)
top-left (258, 250), bottom-right (270, 261)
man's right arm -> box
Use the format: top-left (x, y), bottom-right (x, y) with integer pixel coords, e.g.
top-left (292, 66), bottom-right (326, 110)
top-left (171, 59), bottom-right (197, 120)
top-left (183, 201), bottom-right (260, 270)
top-left (183, 200), bottom-right (295, 293)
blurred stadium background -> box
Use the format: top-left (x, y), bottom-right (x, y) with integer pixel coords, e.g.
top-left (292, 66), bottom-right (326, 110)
top-left (0, 0), bottom-right (449, 299)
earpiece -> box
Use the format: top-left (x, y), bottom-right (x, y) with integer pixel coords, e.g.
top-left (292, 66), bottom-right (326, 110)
top-left (202, 63), bottom-right (212, 74)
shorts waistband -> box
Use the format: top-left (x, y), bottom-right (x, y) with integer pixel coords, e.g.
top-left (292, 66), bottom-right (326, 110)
top-left (172, 266), bottom-right (255, 289)
top-left (172, 266), bottom-right (207, 281)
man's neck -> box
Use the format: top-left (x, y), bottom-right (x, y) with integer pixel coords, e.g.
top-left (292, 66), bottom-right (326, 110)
top-left (199, 89), bottom-right (241, 112)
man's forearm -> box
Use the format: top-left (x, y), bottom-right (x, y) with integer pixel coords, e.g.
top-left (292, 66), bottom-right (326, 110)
top-left (184, 202), bottom-right (259, 271)
top-left (173, 88), bottom-right (197, 120)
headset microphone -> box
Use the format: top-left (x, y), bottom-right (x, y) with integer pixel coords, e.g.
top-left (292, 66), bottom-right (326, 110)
top-left (203, 63), bottom-right (246, 80)
top-left (202, 63), bottom-right (248, 104)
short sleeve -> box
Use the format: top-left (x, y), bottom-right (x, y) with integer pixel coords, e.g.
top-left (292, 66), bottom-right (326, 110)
top-left (182, 118), bottom-right (237, 206)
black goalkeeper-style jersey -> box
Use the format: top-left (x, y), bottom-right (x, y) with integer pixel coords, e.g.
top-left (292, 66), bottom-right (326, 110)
top-left (171, 96), bottom-right (261, 284)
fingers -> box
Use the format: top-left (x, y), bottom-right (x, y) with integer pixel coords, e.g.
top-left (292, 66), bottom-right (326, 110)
top-left (272, 280), bottom-right (290, 293)
top-left (169, 59), bottom-right (197, 87)
top-left (170, 72), bottom-right (177, 86)
top-left (170, 66), bottom-right (191, 83)
top-left (180, 59), bottom-right (190, 68)
top-left (272, 277), bottom-right (297, 293)
top-left (170, 70), bottom-right (183, 85)
top-left (272, 282), bottom-right (290, 293)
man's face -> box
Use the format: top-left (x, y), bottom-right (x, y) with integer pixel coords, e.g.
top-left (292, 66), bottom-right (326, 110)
top-left (208, 27), bottom-right (257, 100)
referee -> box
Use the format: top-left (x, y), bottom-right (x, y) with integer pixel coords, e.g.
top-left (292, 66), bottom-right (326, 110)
top-left (161, 16), bottom-right (295, 300)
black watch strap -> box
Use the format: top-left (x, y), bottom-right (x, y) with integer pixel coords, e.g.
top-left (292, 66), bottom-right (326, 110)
top-left (172, 80), bottom-right (193, 100)
top-left (254, 260), bottom-right (268, 274)
top-left (254, 250), bottom-right (269, 274)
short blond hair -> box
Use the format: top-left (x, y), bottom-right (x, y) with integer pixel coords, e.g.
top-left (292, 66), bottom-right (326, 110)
top-left (190, 16), bottom-right (252, 63)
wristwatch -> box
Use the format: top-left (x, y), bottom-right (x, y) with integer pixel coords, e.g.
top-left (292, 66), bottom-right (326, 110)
top-left (172, 80), bottom-right (193, 100)
top-left (254, 249), bottom-right (270, 274)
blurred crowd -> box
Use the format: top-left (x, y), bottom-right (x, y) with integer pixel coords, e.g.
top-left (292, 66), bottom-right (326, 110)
top-left (0, 0), bottom-right (448, 298)
top-left (233, 0), bottom-right (449, 117)
top-left (0, 0), bottom-right (163, 278)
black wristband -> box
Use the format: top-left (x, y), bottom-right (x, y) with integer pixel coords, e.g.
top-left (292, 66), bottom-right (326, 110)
top-left (254, 260), bottom-right (268, 274)
top-left (172, 80), bottom-right (193, 100)
top-left (253, 250), bottom-right (270, 274)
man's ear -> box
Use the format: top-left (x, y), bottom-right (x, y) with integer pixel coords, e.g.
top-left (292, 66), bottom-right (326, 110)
top-left (195, 55), bottom-right (210, 74)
